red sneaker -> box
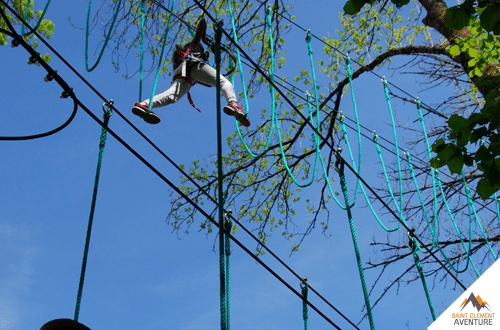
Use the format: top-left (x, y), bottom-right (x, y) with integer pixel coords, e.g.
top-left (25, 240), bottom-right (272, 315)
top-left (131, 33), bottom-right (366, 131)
top-left (223, 102), bottom-right (250, 127)
top-left (132, 102), bottom-right (161, 124)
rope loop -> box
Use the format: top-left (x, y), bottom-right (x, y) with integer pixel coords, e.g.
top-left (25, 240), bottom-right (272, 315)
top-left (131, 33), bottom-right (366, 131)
top-left (334, 148), bottom-right (343, 173)
top-left (408, 228), bottom-right (416, 252)
top-left (102, 99), bottom-right (114, 116)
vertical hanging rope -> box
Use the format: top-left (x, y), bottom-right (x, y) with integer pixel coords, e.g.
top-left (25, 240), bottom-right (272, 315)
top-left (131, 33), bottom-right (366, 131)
top-left (74, 102), bottom-right (113, 321)
top-left (300, 277), bottom-right (309, 330)
top-left (138, 0), bottom-right (146, 101)
top-left (144, 0), bottom-right (176, 115)
top-left (214, 21), bottom-right (227, 330)
top-left (224, 215), bottom-right (232, 330)
top-left (336, 156), bottom-right (375, 330)
top-left (409, 233), bottom-right (437, 321)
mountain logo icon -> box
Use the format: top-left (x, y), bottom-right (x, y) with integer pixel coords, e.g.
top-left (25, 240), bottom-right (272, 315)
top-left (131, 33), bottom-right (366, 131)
top-left (459, 292), bottom-right (491, 312)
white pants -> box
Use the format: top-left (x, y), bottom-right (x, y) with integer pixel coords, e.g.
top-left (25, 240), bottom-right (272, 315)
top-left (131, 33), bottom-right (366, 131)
top-left (146, 62), bottom-right (237, 108)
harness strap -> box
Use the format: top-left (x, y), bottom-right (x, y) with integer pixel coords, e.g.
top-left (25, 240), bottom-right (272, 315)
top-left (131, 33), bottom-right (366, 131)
top-left (174, 76), bottom-right (201, 113)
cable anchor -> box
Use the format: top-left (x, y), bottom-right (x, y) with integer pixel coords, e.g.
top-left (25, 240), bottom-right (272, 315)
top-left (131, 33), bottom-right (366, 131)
top-left (224, 209), bottom-right (232, 234)
top-left (408, 228), bottom-right (416, 252)
top-left (44, 70), bottom-right (57, 82)
top-left (60, 88), bottom-right (73, 99)
top-left (334, 147), bottom-right (343, 172)
top-left (102, 99), bottom-right (114, 116)
top-left (27, 52), bottom-right (40, 65)
top-left (300, 276), bottom-right (308, 297)
top-left (11, 36), bottom-right (21, 48)
top-left (305, 29), bottom-right (311, 42)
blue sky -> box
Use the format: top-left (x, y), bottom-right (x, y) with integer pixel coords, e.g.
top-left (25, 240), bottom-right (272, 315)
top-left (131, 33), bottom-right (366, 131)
top-left (1, 0), bottom-right (497, 329)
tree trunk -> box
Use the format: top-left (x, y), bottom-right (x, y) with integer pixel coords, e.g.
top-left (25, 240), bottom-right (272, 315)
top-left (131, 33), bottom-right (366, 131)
top-left (419, 0), bottom-right (500, 97)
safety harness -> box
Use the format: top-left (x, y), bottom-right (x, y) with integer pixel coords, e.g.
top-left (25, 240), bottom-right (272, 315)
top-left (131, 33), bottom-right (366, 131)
top-left (174, 48), bottom-right (210, 113)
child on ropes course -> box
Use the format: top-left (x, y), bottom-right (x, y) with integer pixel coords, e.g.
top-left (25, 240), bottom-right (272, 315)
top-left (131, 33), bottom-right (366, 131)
top-left (132, 18), bottom-right (250, 127)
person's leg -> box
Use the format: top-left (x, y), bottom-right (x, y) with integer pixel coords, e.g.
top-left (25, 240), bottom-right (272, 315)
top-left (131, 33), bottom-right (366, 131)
top-left (191, 63), bottom-right (250, 127)
top-left (148, 78), bottom-right (191, 108)
top-left (132, 76), bottom-right (191, 124)
top-left (190, 63), bottom-right (237, 103)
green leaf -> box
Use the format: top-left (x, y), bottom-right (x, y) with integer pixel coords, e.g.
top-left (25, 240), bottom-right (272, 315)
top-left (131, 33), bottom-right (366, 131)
top-left (464, 155), bottom-right (474, 167)
top-left (439, 144), bottom-right (458, 162)
top-left (476, 76), bottom-right (500, 90)
top-left (432, 138), bottom-right (446, 152)
top-left (447, 114), bottom-right (467, 131)
top-left (447, 154), bottom-right (464, 174)
top-left (468, 58), bottom-right (478, 67)
top-left (391, 0), bottom-right (410, 8)
top-left (480, 6), bottom-right (500, 32)
top-left (343, 0), bottom-right (368, 15)
top-left (449, 45), bottom-right (461, 57)
top-left (444, 6), bottom-right (471, 30)
top-left (456, 128), bottom-right (471, 147)
top-left (470, 127), bottom-right (488, 143)
top-left (430, 157), bottom-right (445, 168)
top-left (476, 178), bottom-right (498, 200)
top-left (468, 112), bottom-right (485, 126)
top-left (468, 47), bottom-right (478, 58)
top-left (475, 145), bottom-right (490, 162)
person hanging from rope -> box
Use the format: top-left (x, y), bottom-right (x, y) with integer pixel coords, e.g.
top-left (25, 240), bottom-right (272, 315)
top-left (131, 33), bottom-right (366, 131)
top-left (132, 18), bottom-right (250, 127)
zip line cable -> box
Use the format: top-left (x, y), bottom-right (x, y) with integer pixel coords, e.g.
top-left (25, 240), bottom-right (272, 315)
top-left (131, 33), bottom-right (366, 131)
top-left (7, 48), bottom-right (344, 330)
top-left (15, 1), bottom-right (499, 326)
top-left (192, 0), bottom-right (467, 291)
top-left (148, 0), bottom-right (492, 218)
top-left (1, 8), bottom-right (359, 328)
top-left (2, 1), bottom-right (463, 320)
top-left (150, 0), bottom-right (492, 212)
top-left (219, 22), bottom-right (495, 216)
top-left (0, 4), bottom-right (354, 328)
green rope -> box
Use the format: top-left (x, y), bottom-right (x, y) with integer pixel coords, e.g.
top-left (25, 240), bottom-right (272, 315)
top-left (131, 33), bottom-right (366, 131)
top-left (21, 0), bottom-right (52, 37)
top-left (406, 151), bottom-right (479, 276)
top-left (272, 17), bottom-right (320, 187)
top-left (338, 115), bottom-right (399, 229)
top-left (337, 158), bottom-right (375, 330)
top-left (225, 218), bottom-right (232, 330)
top-left (410, 236), bottom-right (437, 321)
top-left (496, 193), bottom-right (500, 232)
top-left (85, 0), bottom-right (123, 72)
top-left (301, 278), bottom-right (308, 330)
top-left (139, 0), bottom-right (145, 101)
top-left (416, 100), bottom-right (441, 238)
top-left (227, 1), bottom-right (275, 158)
top-left (404, 151), bottom-right (437, 252)
top-left (413, 102), bottom-right (482, 275)
top-left (144, 0), bottom-right (176, 115)
top-left (74, 105), bottom-right (113, 321)
top-left (214, 22), bottom-right (227, 330)
top-left (373, 133), bottom-right (406, 224)
top-left (460, 170), bottom-right (498, 260)
top-left (382, 78), bottom-right (404, 213)
top-left (344, 56), bottom-right (362, 203)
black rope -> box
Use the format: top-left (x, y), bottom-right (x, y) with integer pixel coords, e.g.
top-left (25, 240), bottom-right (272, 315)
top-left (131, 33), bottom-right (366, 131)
top-left (0, 3), bottom-right (346, 328)
top-left (191, 0), bottom-right (467, 291)
top-left (0, 98), bottom-right (77, 141)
